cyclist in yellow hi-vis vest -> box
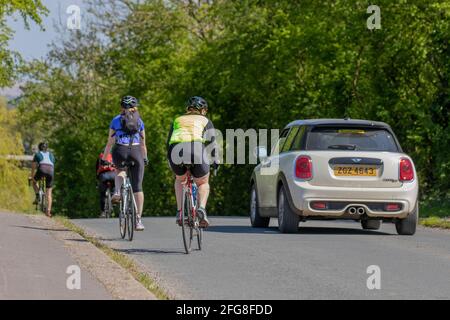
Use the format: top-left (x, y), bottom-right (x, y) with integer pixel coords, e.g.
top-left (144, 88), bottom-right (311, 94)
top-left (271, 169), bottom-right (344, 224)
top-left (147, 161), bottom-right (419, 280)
top-left (167, 96), bottom-right (219, 228)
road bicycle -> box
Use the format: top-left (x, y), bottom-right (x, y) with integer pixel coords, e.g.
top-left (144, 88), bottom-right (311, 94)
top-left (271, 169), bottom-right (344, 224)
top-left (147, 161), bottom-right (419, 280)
top-left (118, 161), bottom-right (137, 241)
top-left (179, 167), bottom-right (203, 254)
top-left (103, 180), bottom-right (114, 218)
top-left (29, 177), bottom-right (47, 214)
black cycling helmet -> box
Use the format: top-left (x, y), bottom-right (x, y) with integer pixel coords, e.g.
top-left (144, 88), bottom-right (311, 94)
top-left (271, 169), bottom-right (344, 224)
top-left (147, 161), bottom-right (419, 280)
top-left (186, 96), bottom-right (208, 111)
top-left (121, 95), bottom-right (139, 109)
top-left (38, 142), bottom-right (48, 151)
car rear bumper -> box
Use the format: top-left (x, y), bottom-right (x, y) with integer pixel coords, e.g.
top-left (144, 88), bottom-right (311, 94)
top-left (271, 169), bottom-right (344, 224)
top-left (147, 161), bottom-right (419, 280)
top-left (288, 180), bottom-right (418, 219)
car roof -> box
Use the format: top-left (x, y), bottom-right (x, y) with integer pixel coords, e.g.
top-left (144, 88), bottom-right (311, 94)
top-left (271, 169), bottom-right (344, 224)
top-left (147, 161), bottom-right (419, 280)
top-left (285, 118), bottom-right (392, 129)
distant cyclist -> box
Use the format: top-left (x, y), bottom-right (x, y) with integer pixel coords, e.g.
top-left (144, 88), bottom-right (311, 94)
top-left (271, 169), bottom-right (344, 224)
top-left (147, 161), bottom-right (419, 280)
top-left (96, 152), bottom-right (116, 218)
top-left (167, 96), bottom-right (219, 228)
top-left (102, 96), bottom-right (148, 231)
top-left (30, 142), bottom-right (55, 217)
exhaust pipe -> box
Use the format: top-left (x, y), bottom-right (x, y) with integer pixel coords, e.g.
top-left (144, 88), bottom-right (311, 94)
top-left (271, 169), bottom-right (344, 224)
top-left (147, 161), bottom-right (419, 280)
top-left (357, 207), bottom-right (365, 215)
top-left (348, 207), bottom-right (357, 215)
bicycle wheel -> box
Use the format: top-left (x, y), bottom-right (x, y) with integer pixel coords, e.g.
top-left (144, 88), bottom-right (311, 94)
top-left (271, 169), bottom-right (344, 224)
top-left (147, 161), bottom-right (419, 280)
top-left (105, 189), bottom-right (112, 218)
top-left (119, 187), bottom-right (127, 239)
top-left (127, 187), bottom-right (135, 241)
top-left (196, 226), bottom-right (203, 251)
top-left (181, 188), bottom-right (193, 254)
top-left (40, 190), bottom-right (46, 214)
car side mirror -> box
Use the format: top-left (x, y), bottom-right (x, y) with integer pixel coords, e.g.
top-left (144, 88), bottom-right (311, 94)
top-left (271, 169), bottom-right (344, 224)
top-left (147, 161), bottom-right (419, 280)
top-left (254, 146), bottom-right (268, 162)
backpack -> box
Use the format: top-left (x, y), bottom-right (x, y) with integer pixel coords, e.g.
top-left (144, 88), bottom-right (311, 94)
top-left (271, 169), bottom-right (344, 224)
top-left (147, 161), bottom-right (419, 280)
top-left (120, 109), bottom-right (141, 138)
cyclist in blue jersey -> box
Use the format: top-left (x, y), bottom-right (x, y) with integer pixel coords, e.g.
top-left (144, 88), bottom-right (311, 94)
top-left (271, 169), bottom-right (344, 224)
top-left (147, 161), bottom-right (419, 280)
top-left (30, 142), bottom-right (56, 217)
top-left (102, 96), bottom-right (148, 231)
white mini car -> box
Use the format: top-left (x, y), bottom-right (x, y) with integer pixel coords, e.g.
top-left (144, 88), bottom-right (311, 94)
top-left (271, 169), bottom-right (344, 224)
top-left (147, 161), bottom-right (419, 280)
top-left (250, 119), bottom-right (419, 235)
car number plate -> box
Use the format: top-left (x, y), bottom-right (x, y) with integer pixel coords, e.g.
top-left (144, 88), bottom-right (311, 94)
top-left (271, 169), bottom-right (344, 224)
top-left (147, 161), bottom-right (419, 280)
top-left (333, 166), bottom-right (377, 176)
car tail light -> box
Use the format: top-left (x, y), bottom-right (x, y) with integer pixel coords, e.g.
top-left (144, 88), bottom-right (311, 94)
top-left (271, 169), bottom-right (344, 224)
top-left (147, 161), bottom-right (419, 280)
top-left (385, 203), bottom-right (401, 211)
top-left (295, 156), bottom-right (312, 180)
top-left (399, 158), bottom-right (414, 182)
top-left (311, 201), bottom-right (327, 210)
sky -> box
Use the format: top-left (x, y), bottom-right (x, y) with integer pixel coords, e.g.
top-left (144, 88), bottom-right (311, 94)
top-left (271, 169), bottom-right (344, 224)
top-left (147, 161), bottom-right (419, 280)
top-left (7, 0), bottom-right (87, 60)
top-left (1, 0), bottom-right (88, 97)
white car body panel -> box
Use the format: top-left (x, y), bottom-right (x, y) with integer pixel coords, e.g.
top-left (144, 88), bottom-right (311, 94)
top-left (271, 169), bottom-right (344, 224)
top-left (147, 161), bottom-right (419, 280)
top-left (252, 120), bottom-right (419, 220)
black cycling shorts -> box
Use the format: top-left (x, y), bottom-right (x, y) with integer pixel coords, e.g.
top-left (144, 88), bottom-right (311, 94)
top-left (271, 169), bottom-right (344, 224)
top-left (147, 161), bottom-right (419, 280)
top-left (112, 144), bottom-right (144, 192)
top-left (34, 164), bottom-right (54, 188)
top-left (167, 142), bottom-right (210, 178)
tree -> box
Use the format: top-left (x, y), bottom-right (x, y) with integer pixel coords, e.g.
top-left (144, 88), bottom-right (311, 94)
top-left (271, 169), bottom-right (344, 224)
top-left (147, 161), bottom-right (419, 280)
top-left (17, 0), bottom-right (450, 217)
top-left (0, 97), bottom-right (32, 210)
top-left (0, 0), bottom-right (47, 86)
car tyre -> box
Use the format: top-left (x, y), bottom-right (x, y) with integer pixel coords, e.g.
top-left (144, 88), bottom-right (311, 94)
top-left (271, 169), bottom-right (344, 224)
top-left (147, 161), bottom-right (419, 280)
top-left (277, 185), bottom-right (299, 233)
top-left (250, 183), bottom-right (270, 228)
top-left (361, 219), bottom-right (381, 230)
top-left (395, 202), bottom-right (418, 235)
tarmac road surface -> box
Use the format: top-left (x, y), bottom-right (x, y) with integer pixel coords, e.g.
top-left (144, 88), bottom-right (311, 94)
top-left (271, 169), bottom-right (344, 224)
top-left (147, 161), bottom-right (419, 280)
top-left (73, 216), bottom-right (450, 300)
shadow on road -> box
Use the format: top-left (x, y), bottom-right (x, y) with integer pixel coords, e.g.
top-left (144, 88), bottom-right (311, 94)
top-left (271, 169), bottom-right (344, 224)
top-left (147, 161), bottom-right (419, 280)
top-left (115, 248), bottom-right (185, 255)
top-left (206, 225), bottom-right (392, 236)
top-left (65, 238), bottom-right (88, 242)
top-left (13, 225), bottom-right (69, 232)
top-left (99, 237), bottom-right (127, 242)
top-left (206, 225), bottom-right (279, 234)
top-left (298, 226), bottom-right (392, 236)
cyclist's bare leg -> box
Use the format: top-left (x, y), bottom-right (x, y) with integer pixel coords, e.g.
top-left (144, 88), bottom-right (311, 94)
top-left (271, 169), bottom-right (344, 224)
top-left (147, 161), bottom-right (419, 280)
top-left (32, 180), bottom-right (39, 204)
top-left (193, 173), bottom-right (210, 209)
top-left (134, 191), bottom-right (144, 219)
top-left (32, 180), bottom-right (39, 194)
top-left (113, 170), bottom-right (126, 199)
top-left (175, 173), bottom-right (188, 211)
top-left (46, 188), bottom-right (53, 217)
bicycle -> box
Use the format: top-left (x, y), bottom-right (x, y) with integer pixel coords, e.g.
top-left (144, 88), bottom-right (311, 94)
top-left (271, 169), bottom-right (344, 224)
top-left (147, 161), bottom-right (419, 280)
top-left (117, 161), bottom-right (137, 241)
top-left (102, 181), bottom-right (114, 218)
top-left (29, 177), bottom-right (47, 214)
top-left (179, 167), bottom-right (203, 254)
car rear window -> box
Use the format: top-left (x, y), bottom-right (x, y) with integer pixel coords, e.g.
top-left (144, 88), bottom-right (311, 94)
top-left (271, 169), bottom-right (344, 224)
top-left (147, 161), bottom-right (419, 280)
top-left (306, 126), bottom-right (399, 152)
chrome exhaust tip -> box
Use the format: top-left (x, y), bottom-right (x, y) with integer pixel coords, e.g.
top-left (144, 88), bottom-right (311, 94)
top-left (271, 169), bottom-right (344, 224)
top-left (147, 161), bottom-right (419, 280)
top-left (348, 207), bottom-right (357, 215)
top-left (357, 207), bottom-right (366, 215)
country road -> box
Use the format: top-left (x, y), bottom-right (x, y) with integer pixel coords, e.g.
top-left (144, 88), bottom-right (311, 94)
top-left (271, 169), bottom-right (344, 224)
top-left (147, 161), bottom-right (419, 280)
top-left (74, 217), bottom-right (450, 300)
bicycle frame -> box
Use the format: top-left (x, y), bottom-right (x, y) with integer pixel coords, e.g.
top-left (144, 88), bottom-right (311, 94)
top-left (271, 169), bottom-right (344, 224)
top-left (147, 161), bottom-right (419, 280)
top-left (180, 172), bottom-right (198, 225)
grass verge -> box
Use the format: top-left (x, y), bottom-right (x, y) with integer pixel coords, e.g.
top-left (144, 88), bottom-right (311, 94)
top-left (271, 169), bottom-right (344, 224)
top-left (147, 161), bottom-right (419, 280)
top-left (419, 201), bottom-right (450, 229)
top-left (54, 216), bottom-right (170, 300)
top-left (420, 217), bottom-right (450, 229)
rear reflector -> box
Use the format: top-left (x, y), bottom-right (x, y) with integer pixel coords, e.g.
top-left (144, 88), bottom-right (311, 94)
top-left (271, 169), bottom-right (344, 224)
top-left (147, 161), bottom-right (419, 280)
top-left (311, 202), bottom-right (327, 210)
top-left (385, 203), bottom-right (401, 211)
top-left (295, 156), bottom-right (312, 180)
top-left (399, 158), bottom-right (414, 182)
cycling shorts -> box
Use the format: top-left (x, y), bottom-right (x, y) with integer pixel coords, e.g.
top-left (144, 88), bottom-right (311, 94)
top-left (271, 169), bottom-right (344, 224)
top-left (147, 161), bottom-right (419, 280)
top-left (112, 144), bottom-right (144, 192)
top-left (167, 142), bottom-right (210, 178)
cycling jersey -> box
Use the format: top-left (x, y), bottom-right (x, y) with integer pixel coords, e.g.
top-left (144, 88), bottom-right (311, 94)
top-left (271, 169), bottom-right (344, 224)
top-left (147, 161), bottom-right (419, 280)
top-left (33, 151), bottom-right (55, 167)
top-left (167, 114), bottom-right (217, 178)
top-left (33, 151), bottom-right (55, 188)
top-left (167, 114), bottom-right (214, 145)
top-left (110, 114), bottom-right (145, 145)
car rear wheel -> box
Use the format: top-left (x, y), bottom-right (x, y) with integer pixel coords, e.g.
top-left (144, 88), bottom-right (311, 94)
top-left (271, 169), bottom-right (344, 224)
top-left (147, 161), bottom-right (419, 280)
top-left (395, 202), bottom-right (418, 236)
top-left (277, 185), bottom-right (299, 233)
top-left (361, 219), bottom-right (381, 230)
top-left (250, 184), bottom-right (270, 228)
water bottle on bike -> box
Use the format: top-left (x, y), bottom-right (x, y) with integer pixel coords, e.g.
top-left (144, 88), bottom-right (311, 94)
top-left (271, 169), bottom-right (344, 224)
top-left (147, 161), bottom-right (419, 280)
top-left (192, 183), bottom-right (198, 208)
